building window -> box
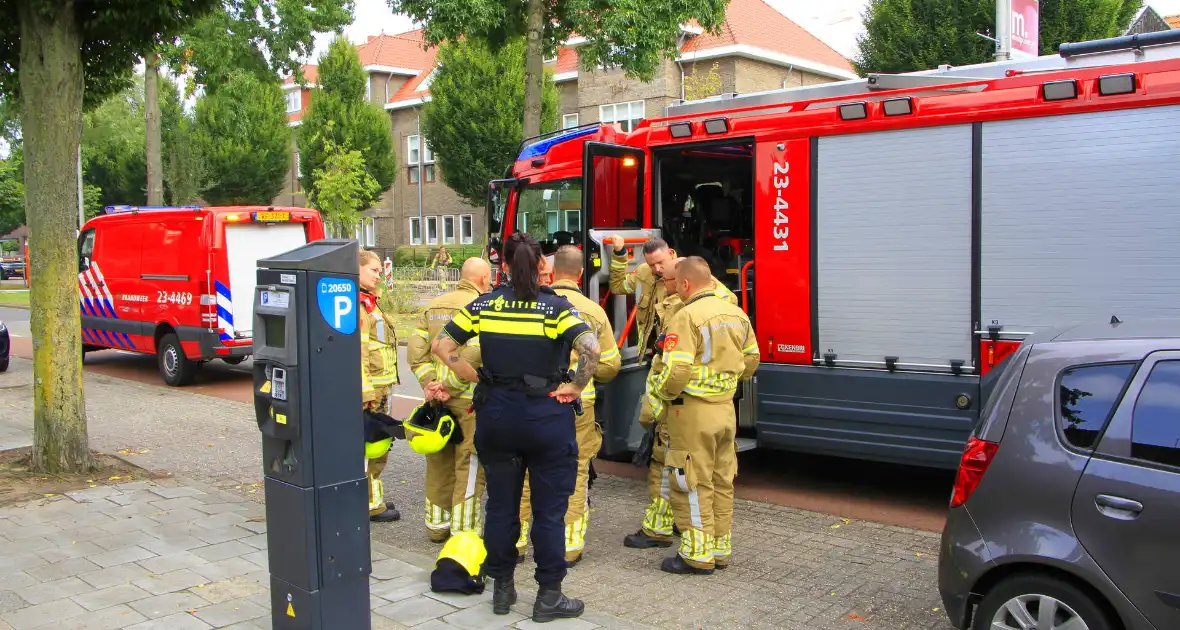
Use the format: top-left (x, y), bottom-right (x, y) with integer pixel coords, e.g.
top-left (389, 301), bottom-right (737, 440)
top-left (426, 215), bottom-right (438, 245)
top-left (408, 135), bottom-right (437, 184)
top-left (460, 214), bottom-right (473, 245)
top-left (599, 100), bottom-right (644, 132)
top-left (562, 113), bottom-right (579, 129)
top-left (365, 79), bottom-right (371, 103)
top-left (286, 90), bottom-right (301, 114)
top-left (354, 217), bottom-right (375, 247)
top-left (408, 217), bottom-right (423, 245)
top-left (442, 215), bottom-right (456, 244)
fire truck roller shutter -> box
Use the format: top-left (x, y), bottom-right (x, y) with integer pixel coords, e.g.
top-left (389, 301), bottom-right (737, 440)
top-left (223, 223), bottom-right (308, 338)
top-left (981, 105), bottom-right (1180, 334)
top-left (816, 124), bottom-right (973, 370)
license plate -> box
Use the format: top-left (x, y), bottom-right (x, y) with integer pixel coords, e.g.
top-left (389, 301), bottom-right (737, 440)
top-left (254, 211), bottom-right (290, 222)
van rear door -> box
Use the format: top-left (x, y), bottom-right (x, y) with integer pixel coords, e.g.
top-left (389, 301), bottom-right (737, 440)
top-left (223, 223), bottom-right (307, 338)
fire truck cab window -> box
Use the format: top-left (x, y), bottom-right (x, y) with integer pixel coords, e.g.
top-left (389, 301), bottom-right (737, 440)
top-left (515, 178), bottom-right (583, 254)
top-left (655, 141), bottom-right (754, 293)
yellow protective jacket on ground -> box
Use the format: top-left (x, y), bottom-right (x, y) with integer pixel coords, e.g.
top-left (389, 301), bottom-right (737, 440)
top-left (550, 279), bottom-right (621, 400)
top-left (361, 292), bottom-right (399, 405)
top-left (408, 279), bottom-right (485, 400)
top-left (654, 289), bottom-right (760, 404)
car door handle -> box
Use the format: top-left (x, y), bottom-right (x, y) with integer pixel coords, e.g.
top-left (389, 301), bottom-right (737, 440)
top-left (1095, 494), bottom-right (1143, 520)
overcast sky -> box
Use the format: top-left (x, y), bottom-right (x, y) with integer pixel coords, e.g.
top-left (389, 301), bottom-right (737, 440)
top-left (312, 0), bottom-right (1180, 62)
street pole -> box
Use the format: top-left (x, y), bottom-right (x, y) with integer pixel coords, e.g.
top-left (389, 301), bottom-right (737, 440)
top-left (995, 0), bottom-right (1012, 61)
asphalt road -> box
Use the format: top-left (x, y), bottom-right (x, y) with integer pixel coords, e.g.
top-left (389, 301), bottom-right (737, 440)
top-left (0, 305), bottom-right (955, 532)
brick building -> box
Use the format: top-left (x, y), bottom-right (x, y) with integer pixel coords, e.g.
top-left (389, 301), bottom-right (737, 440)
top-left (277, 0), bottom-right (855, 252)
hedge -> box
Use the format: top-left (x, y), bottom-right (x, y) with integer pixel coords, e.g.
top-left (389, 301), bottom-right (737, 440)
top-left (393, 244), bottom-right (486, 268)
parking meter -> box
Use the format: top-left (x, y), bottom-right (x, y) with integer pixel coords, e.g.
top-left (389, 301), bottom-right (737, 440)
top-left (252, 240), bottom-right (370, 630)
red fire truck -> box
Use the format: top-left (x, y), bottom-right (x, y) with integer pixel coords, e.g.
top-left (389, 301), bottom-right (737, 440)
top-left (78, 205), bottom-right (326, 386)
top-left (488, 31), bottom-right (1180, 469)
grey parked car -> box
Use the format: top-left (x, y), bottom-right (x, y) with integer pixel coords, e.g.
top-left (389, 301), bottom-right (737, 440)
top-left (939, 321), bottom-right (1180, 630)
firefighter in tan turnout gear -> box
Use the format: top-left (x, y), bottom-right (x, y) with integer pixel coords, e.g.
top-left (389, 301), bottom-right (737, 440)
top-left (359, 250), bottom-right (401, 522)
top-left (407, 257), bottom-right (492, 541)
top-left (516, 246), bottom-right (621, 566)
top-left (607, 235), bottom-right (738, 358)
top-left (623, 259), bottom-right (686, 549)
top-left (651, 257), bottom-right (759, 574)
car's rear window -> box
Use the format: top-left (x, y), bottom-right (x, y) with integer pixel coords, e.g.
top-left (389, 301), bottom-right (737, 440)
top-left (1059, 363), bottom-right (1137, 450)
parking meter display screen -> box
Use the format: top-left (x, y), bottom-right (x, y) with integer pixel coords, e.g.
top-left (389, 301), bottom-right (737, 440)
top-left (261, 314), bottom-right (286, 349)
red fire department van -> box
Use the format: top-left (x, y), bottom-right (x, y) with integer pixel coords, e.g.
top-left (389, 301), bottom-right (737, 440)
top-left (488, 30), bottom-right (1180, 469)
top-left (78, 205), bottom-right (326, 386)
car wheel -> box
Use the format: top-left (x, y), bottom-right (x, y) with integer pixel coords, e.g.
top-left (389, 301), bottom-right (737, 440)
top-left (157, 333), bottom-right (198, 387)
top-left (974, 574), bottom-right (1114, 630)
top-left (223, 356), bottom-right (245, 366)
top-left (0, 357), bottom-right (7, 372)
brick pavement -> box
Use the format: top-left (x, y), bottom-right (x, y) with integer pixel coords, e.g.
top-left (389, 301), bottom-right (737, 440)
top-left (0, 356), bottom-right (954, 629)
top-left (0, 478), bottom-right (644, 630)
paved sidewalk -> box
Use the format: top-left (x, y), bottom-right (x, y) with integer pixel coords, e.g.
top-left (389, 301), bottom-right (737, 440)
top-left (0, 356), bottom-right (953, 630)
top-left (0, 477), bottom-right (651, 630)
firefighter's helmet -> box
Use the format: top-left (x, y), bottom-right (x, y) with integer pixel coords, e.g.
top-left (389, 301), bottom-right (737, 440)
top-left (365, 437), bottom-right (392, 460)
top-left (402, 403), bottom-right (455, 455)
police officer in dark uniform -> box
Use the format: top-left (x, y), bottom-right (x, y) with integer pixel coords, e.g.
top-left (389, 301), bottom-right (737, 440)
top-left (431, 232), bottom-right (601, 624)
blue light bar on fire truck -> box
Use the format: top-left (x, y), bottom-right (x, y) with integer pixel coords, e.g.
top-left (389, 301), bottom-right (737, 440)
top-left (517, 125), bottom-right (599, 161)
top-left (104, 205), bottom-right (201, 214)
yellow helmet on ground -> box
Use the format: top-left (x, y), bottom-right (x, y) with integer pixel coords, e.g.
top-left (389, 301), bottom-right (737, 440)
top-left (431, 531), bottom-right (486, 594)
top-left (365, 437), bottom-right (392, 460)
top-left (402, 403), bottom-right (455, 455)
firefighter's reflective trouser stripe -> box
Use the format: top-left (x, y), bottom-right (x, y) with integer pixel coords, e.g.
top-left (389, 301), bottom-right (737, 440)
top-left (366, 451), bottom-right (389, 517)
top-left (640, 420), bottom-right (674, 540)
top-left (517, 406), bottom-right (603, 561)
top-left (424, 402), bottom-right (484, 540)
top-left (666, 398), bottom-right (737, 570)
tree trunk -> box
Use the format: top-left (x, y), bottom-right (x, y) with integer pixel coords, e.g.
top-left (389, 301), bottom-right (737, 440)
top-left (145, 53), bottom-right (164, 205)
top-left (522, 0), bottom-right (544, 139)
top-left (17, 0), bottom-right (94, 473)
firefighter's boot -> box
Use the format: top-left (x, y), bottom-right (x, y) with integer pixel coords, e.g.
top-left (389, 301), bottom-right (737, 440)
top-left (623, 530), bottom-right (672, 549)
top-left (532, 584), bottom-right (584, 623)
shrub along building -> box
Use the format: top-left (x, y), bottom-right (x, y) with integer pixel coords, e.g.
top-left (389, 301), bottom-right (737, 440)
top-left (275, 0), bottom-right (855, 256)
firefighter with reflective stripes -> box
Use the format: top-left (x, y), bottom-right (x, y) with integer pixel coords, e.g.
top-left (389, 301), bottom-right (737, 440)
top-left (624, 258), bottom-right (687, 550)
top-left (516, 245), bottom-right (621, 566)
top-left (608, 235), bottom-right (738, 357)
top-left (359, 250), bottom-right (401, 523)
top-left (651, 256), bottom-right (759, 574)
top-left (407, 257), bottom-right (492, 542)
top-left (431, 233), bottom-right (600, 622)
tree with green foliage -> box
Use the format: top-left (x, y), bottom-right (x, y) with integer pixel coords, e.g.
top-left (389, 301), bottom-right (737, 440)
top-left (159, 75), bottom-right (207, 205)
top-left (193, 69), bottom-right (289, 205)
top-left (298, 37), bottom-right (396, 223)
top-left (310, 139), bottom-right (381, 236)
top-left (0, 151), bottom-right (25, 235)
top-left (854, 0), bottom-right (1143, 75)
top-left (389, 0), bottom-right (729, 138)
top-left (82, 81), bottom-right (147, 208)
top-left (421, 38), bottom-right (559, 208)
top-left (0, 0), bottom-right (216, 474)
top-left (1037, 0), bottom-right (1142, 56)
top-left (139, 0), bottom-right (354, 205)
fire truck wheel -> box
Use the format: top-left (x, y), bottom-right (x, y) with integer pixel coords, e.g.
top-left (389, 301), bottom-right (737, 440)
top-left (157, 333), bottom-right (198, 387)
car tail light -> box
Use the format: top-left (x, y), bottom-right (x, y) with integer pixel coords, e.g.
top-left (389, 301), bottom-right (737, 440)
top-left (950, 437), bottom-right (999, 508)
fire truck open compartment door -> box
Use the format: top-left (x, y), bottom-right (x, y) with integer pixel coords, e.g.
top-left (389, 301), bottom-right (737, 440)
top-left (582, 141), bottom-right (652, 459)
top-left (981, 105), bottom-right (1180, 332)
top-left (815, 124), bottom-right (973, 371)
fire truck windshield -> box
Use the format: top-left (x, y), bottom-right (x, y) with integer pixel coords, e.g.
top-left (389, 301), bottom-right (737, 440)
top-left (512, 178), bottom-right (583, 254)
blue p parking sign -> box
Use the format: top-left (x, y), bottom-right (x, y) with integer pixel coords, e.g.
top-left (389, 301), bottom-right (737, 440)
top-left (316, 278), bottom-right (357, 335)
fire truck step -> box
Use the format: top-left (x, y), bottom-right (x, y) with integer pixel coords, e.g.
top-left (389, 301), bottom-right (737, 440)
top-left (735, 438), bottom-right (758, 453)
